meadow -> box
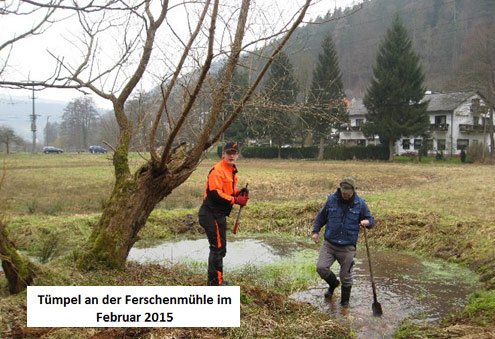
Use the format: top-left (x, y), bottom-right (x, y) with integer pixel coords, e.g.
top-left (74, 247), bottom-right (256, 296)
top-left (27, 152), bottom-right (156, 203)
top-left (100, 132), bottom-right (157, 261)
top-left (0, 152), bottom-right (494, 338)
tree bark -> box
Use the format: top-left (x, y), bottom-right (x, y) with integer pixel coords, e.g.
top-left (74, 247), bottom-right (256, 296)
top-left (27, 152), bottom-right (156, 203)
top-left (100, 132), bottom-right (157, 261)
top-left (0, 219), bottom-right (37, 294)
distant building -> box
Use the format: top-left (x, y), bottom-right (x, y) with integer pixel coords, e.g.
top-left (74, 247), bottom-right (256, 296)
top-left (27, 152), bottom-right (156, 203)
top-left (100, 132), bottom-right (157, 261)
top-left (339, 92), bottom-right (493, 156)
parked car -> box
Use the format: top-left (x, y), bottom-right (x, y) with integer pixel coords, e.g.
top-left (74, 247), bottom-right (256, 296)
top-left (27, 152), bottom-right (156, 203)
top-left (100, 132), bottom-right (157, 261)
top-left (42, 146), bottom-right (64, 154)
top-left (89, 145), bottom-right (108, 154)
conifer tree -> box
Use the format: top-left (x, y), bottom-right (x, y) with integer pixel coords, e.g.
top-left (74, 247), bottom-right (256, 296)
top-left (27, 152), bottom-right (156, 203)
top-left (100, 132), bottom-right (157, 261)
top-left (306, 33), bottom-right (347, 159)
top-left (263, 51), bottom-right (299, 158)
top-left (362, 15), bottom-right (429, 161)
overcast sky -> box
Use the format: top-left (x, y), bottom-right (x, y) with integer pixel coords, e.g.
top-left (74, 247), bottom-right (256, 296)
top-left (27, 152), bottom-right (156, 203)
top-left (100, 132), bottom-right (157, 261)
top-left (0, 0), bottom-right (361, 117)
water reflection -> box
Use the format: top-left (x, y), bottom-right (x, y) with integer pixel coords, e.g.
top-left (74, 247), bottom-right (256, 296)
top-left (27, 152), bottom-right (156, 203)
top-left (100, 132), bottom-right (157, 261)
top-left (128, 236), bottom-right (300, 268)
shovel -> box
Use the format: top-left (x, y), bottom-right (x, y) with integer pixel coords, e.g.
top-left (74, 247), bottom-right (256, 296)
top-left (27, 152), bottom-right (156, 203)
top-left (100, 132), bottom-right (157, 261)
top-left (363, 226), bottom-right (383, 316)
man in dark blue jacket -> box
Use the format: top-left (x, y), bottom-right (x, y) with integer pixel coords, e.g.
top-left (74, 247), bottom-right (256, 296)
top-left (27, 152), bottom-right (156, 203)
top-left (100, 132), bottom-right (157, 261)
top-left (312, 177), bottom-right (375, 307)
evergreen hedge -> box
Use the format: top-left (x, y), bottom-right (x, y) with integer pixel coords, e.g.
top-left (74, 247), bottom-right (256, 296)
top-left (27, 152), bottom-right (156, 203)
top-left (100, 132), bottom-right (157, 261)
top-left (241, 145), bottom-right (388, 160)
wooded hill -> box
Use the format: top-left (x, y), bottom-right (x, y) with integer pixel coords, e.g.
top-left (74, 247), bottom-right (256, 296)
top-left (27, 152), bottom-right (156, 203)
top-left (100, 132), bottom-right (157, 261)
top-left (283, 0), bottom-right (495, 98)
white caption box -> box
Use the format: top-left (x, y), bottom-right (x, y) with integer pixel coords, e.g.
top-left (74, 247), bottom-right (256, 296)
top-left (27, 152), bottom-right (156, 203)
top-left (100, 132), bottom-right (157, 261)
top-left (27, 286), bottom-right (240, 327)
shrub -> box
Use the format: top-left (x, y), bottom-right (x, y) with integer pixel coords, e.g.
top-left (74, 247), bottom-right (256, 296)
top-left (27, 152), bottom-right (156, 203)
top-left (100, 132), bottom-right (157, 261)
top-left (460, 147), bottom-right (467, 163)
top-left (435, 150), bottom-right (444, 160)
top-left (35, 228), bottom-right (60, 263)
top-left (466, 143), bottom-right (489, 163)
top-left (26, 200), bottom-right (38, 214)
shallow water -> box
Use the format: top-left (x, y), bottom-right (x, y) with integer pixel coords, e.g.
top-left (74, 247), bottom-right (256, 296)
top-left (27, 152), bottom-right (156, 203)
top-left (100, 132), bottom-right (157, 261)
top-left (128, 236), bottom-right (479, 338)
top-left (128, 236), bottom-right (300, 268)
top-left (290, 247), bottom-right (479, 338)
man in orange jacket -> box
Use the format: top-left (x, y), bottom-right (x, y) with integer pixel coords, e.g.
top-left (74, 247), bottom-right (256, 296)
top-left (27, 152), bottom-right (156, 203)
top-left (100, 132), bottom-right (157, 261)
top-left (198, 142), bottom-right (249, 286)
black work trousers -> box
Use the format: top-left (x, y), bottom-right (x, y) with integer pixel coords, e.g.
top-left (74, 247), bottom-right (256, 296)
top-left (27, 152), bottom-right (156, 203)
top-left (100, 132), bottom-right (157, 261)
top-left (198, 206), bottom-right (227, 286)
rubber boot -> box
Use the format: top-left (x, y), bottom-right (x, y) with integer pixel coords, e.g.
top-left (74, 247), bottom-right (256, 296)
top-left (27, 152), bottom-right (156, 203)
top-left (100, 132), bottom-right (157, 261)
top-left (340, 285), bottom-right (352, 307)
top-left (324, 272), bottom-right (340, 299)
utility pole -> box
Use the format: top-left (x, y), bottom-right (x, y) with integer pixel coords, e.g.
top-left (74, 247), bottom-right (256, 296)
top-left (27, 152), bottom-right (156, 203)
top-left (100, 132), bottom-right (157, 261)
top-left (30, 87), bottom-right (38, 153)
top-left (45, 115), bottom-right (51, 146)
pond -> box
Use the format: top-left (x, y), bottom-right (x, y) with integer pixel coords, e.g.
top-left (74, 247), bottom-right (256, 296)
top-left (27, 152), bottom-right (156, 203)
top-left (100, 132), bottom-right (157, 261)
top-left (129, 236), bottom-right (300, 268)
top-left (128, 236), bottom-right (479, 338)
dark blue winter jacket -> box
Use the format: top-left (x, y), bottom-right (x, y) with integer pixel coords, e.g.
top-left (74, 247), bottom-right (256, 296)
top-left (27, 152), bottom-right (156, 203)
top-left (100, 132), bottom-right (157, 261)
top-left (312, 189), bottom-right (375, 246)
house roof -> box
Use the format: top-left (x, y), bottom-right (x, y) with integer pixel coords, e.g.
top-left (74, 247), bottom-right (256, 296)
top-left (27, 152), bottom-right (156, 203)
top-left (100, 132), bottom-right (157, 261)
top-left (422, 91), bottom-right (477, 112)
top-left (348, 92), bottom-right (480, 115)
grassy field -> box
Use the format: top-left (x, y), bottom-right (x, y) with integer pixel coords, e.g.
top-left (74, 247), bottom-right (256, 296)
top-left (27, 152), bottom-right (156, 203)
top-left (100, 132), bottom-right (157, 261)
top-left (0, 153), bottom-right (494, 338)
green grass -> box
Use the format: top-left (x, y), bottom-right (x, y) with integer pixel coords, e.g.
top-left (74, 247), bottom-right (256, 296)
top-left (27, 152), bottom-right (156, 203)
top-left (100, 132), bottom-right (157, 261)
top-left (1, 153), bottom-right (494, 338)
top-left (464, 290), bottom-right (495, 326)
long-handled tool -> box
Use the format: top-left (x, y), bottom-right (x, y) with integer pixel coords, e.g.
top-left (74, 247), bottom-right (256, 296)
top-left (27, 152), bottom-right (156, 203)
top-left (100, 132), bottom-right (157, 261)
top-left (233, 183), bottom-right (248, 234)
top-left (363, 226), bottom-right (383, 316)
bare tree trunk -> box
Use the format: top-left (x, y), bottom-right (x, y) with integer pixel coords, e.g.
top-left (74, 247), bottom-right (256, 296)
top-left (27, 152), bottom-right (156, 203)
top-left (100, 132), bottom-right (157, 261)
top-left (389, 140), bottom-right (394, 161)
top-left (75, 145), bottom-right (194, 270)
top-left (317, 135), bottom-right (324, 160)
top-left (0, 219), bottom-right (37, 294)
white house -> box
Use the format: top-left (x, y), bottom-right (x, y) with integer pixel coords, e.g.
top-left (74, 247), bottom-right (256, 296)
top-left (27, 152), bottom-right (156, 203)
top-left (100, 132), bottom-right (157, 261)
top-left (339, 92), bottom-right (493, 156)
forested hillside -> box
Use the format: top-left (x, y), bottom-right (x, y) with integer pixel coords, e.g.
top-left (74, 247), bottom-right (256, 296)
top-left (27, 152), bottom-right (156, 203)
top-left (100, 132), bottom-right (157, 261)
top-left (285, 0), bottom-right (495, 97)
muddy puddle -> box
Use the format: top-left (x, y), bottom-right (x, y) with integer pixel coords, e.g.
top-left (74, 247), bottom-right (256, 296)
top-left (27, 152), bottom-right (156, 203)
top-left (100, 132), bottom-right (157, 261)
top-left (128, 236), bottom-right (479, 338)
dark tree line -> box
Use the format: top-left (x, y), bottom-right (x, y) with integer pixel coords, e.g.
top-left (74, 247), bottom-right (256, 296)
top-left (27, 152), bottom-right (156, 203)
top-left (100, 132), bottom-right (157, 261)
top-left (285, 0), bottom-right (495, 97)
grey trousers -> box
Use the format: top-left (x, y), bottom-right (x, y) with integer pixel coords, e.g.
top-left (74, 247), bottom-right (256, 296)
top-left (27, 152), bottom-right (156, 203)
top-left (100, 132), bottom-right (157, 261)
top-left (316, 240), bottom-right (356, 286)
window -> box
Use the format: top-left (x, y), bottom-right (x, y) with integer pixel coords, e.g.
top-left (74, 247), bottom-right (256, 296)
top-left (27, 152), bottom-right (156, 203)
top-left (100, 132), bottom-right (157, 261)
top-left (426, 139), bottom-right (433, 150)
top-left (357, 139), bottom-right (365, 146)
top-left (435, 115), bottom-right (446, 124)
top-left (473, 116), bottom-right (480, 126)
top-left (402, 139), bottom-right (410, 150)
top-left (355, 119), bottom-right (364, 127)
top-left (457, 139), bottom-right (469, 150)
top-left (414, 139), bottom-right (422, 150)
top-left (437, 139), bottom-right (446, 151)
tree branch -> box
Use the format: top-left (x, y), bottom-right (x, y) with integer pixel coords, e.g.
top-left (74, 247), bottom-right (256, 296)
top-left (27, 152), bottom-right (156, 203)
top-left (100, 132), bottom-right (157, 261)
top-left (149, 0), bottom-right (212, 162)
top-left (208, 0), bottom-right (313, 148)
top-left (159, 0), bottom-right (220, 170)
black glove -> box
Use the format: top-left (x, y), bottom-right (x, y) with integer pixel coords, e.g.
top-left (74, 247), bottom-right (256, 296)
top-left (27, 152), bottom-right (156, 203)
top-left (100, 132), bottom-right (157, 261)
top-left (239, 187), bottom-right (249, 196)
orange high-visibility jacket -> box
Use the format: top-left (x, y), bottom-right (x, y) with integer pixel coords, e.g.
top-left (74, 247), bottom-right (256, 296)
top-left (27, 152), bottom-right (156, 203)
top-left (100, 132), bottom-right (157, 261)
top-left (202, 159), bottom-right (240, 216)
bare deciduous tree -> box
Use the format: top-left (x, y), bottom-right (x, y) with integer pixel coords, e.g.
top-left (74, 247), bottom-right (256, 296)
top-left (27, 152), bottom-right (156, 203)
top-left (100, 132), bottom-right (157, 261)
top-left (1, 0), bottom-right (315, 270)
top-left (60, 96), bottom-right (99, 151)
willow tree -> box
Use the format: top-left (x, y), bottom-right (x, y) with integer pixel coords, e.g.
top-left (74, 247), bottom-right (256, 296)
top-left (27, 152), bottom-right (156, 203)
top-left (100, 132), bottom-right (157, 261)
top-left (0, 0), bottom-right (315, 270)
